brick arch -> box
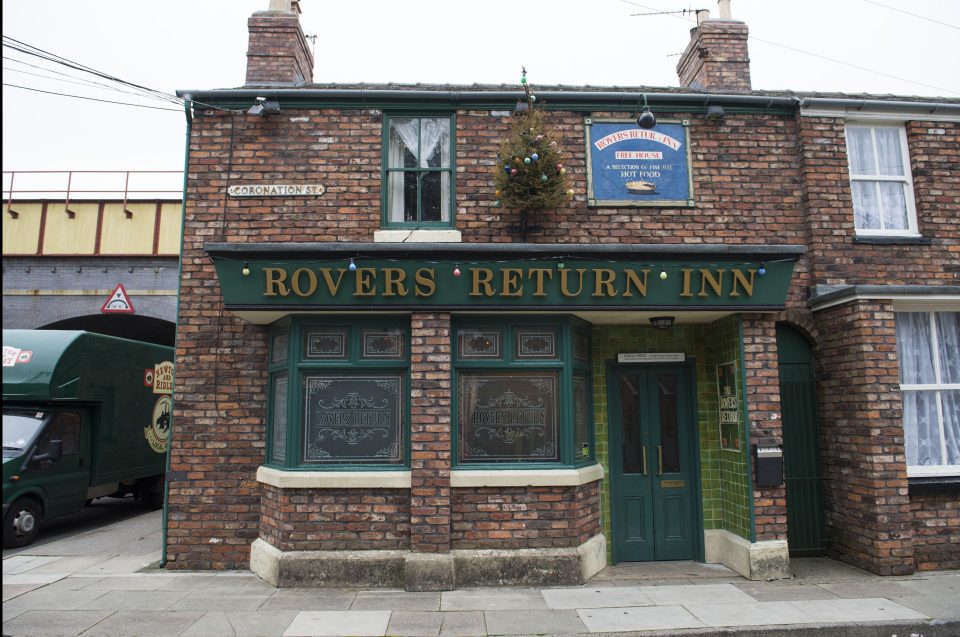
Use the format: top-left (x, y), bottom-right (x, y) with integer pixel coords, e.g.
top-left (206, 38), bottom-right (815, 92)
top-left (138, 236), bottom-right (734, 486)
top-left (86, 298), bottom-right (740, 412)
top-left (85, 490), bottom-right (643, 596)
top-left (774, 308), bottom-right (819, 345)
top-left (39, 313), bottom-right (175, 347)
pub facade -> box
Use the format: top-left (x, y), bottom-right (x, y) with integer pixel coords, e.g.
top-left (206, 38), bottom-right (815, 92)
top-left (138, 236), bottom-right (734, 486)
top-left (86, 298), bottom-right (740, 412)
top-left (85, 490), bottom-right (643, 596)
top-left (164, 1), bottom-right (959, 589)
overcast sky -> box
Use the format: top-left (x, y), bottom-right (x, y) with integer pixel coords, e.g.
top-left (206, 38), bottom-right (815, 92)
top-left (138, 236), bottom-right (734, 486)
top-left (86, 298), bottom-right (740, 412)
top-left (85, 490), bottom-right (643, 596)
top-left (2, 0), bottom-right (959, 188)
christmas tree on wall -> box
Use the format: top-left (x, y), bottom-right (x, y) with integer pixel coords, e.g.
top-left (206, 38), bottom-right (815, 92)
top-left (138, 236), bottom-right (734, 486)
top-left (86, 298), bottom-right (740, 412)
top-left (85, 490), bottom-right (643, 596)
top-left (493, 68), bottom-right (573, 241)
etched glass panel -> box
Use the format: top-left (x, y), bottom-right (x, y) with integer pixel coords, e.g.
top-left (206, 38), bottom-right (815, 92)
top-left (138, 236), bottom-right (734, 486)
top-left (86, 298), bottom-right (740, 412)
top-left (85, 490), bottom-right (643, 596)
top-left (271, 331), bottom-right (288, 365)
top-left (271, 374), bottom-right (287, 463)
top-left (574, 375), bottom-right (591, 461)
top-left (515, 328), bottom-right (559, 360)
top-left (458, 371), bottom-right (559, 463)
top-left (362, 329), bottom-right (404, 359)
top-left (302, 374), bottom-right (403, 464)
top-left (304, 329), bottom-right (347, 359)
top-left (458, 329), bottom-right (502, 360)
top-left (573, 330), bottom-right (590, 363)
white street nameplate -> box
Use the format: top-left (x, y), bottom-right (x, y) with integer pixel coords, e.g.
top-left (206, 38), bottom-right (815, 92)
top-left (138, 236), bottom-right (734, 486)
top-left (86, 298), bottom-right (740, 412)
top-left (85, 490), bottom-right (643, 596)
top-left (227, 184), bottom-right (325, 197)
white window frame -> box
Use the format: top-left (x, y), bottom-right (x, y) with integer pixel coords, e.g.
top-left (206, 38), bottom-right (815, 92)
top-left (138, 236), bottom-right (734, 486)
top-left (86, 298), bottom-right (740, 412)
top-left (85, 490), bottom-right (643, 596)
top-left (896, 309), bottom-right (960, 477)
top-left (844, 123), bottom-right (920, 238)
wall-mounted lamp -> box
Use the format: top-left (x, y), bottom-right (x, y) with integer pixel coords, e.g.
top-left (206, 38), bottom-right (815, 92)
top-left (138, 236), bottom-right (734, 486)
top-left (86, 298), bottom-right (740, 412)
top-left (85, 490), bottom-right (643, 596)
top-left (706, 105), bottom-right (726, 120)
top-left (649, 316), bottom-right (675, 330)
top-left (636, 93), bottom-right (656, 129)
top-left (247, 97), bottom-right (281, 116)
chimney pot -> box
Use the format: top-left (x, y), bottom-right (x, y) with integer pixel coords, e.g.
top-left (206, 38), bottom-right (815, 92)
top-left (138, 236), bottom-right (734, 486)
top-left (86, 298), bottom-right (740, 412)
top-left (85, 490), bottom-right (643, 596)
top-left (676, 11), bottom-right (751, 92)
top-left (718, 0), bottom-right (732, 19)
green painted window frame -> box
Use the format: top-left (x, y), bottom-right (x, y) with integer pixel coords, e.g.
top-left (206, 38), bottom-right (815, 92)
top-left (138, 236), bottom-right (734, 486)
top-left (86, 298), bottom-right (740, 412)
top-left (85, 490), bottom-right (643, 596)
top-left (381, 113), bottom-right (456, 229)
top-left (266, 316), bottom-right (411, 471)
top-left (452, 316), bottom-right (595, 469)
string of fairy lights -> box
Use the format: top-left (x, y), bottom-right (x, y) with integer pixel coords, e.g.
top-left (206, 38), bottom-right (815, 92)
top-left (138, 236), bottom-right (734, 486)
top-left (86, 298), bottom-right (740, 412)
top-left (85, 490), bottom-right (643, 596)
top-left (228, 255), bottom-right (779, 280)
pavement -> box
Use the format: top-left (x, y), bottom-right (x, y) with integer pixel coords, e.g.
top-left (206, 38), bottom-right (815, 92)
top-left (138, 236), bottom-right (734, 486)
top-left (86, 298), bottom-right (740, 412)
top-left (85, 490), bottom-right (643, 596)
top-left (3, 502), bottom-right (959, 637)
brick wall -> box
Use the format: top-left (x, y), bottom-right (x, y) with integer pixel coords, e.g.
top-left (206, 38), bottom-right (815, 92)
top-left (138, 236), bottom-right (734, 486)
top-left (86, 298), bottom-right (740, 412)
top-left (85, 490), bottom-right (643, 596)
top-left (813, 300), bottom-right (915, 575)
top-left (451, 482), bottom-right (601, 550)
top-left (260, 484), bottom-right (410, 551)
top-left (168, 100), bottom-right (957, 571)
top-left (911, 493), bottom-right (960, 571)
top-left (410, 313), bottom-right (453, 553)
top-left (799, 118), bottom-right (959, 285)
top-left (741, 314), bottom-right (786, 541)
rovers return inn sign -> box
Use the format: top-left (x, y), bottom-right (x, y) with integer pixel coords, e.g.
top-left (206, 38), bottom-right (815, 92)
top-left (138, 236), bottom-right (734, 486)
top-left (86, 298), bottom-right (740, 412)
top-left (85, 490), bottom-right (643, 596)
top-left (207, 245), bottom-right (801, 314)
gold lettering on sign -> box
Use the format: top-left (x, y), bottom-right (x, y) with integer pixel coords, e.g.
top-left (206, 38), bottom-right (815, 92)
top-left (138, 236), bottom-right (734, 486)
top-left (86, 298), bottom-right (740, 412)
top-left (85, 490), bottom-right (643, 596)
top-left (593, 269), bottom-right (618, 297)
top-left (560, 269), bottom-right (586, 297)
top-left (414, 268), bottom-right (436, 297)
top-left (622, 268), bottom-right (650, 297)
top-left (680, 268), bottom-right (694, 297)
top-left (528, 268), bottom-right (553, 297)
top-left (382, 268), bottom-right (407, 297)
top-left (319, 268), bottom-right (347, 296)
top-left (501, 268), bottom-right (523, 297)
top-left (291, 268), bottom-right (318, 297)
top-left (263, 268), bottom-right (290, 297)
top-left (698, 269), bottom-right (725, 297)
top-left (354, 268), bottom-right (376, 297)
top-left (470, 269), bottom-right (495, 297)
top-left (730, 269), bottom-right (756, 297)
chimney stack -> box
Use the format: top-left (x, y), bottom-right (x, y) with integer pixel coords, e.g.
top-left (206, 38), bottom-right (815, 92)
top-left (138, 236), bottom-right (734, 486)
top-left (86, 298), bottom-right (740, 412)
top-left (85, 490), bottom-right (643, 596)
top-left (676, 0), bottom-right (751, 93)
top-left (245, 0), bottom-right (314, 85)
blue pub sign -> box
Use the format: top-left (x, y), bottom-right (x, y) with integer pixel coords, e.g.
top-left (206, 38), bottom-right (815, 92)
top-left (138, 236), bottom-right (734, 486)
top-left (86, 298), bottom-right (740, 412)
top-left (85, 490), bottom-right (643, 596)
top-left (585, 119), bottom-right (694, 207)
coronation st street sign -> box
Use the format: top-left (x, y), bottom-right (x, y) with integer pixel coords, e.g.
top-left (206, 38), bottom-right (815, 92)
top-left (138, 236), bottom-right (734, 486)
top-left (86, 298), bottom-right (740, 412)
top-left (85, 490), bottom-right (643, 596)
top-left (211, 258), bottom-right (797, 310)
top-left (227, 184), bottom-right (326, 197)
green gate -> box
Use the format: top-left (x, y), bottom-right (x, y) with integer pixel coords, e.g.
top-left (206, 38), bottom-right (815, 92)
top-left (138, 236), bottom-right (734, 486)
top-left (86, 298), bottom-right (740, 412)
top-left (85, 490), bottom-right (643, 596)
top-left (777, 324), bottom-right (826, 556)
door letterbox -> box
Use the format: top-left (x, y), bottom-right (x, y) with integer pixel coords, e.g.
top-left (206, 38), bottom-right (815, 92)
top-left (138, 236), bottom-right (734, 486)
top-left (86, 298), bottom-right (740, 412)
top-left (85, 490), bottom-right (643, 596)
top-left (753, 445), bottom-right (783, 487)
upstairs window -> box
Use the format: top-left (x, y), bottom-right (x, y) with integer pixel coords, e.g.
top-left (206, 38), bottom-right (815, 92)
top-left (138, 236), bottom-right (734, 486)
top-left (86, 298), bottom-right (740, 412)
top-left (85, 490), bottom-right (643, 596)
top-left (845, 124), bottom-right (918, 236)
top-left (896, 311), bottom-right (960, 476)
top-left (383, 115), bottom-right (454, 227)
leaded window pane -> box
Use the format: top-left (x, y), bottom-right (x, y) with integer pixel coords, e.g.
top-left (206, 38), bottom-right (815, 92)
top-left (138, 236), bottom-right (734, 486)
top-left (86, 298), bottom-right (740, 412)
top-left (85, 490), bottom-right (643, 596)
top-left (458, 371), bottom-right (559, 463)
top-left (574, 375), bottom-right (591, 461)
top-left (271, 374), bottom-right (287, 463)
top-left (271, 332), bottom-right (288, 364)
top-left (458, 329), bottom-right (502, 360)
top-left (361, 329), bottom-right (404, 359)
top-left (515, 328), bottom-right (559, 360)
top-left (305, 329), bottom-right (348, 359)
top-left (303, 374), bottom-right (404, 464)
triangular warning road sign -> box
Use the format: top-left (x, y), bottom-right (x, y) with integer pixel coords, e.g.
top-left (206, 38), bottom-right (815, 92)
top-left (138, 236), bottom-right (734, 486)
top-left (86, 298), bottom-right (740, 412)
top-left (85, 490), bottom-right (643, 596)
top-left (101, 283), bottom-right (136, 314)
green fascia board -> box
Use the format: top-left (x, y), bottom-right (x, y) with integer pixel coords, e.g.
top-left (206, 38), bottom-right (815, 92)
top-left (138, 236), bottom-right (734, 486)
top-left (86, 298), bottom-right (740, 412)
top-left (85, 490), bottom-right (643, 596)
top-left (208, 243), bottom-right (802, 313)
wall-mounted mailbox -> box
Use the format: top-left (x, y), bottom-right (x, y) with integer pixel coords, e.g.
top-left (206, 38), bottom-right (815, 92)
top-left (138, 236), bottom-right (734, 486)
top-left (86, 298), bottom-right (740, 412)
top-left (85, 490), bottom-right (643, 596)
top-left (753, 445), bottom-right (783, 487)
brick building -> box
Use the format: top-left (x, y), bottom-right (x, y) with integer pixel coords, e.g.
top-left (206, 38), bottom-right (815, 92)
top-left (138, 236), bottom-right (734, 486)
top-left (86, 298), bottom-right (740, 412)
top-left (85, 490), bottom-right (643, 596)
top-left (165, 0), bottom-right (959, 589)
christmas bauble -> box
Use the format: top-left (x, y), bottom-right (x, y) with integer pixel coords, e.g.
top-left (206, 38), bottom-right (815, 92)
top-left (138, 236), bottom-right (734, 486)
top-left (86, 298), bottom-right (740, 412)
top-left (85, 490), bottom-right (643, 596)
top-left (531, 153), bottom-right (539, 161)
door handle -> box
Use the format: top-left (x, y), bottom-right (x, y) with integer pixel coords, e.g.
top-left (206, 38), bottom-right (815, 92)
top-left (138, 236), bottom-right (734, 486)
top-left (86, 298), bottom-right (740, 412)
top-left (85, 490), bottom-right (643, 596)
top-left (641, 446), bottom-right (648, 476)
top-left (657, 446), bottom-right (663, 475)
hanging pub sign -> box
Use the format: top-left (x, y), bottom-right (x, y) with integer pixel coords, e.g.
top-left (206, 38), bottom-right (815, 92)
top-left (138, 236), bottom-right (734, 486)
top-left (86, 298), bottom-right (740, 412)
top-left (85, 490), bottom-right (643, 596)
top-left (584, 118), bottom-right (694, 207)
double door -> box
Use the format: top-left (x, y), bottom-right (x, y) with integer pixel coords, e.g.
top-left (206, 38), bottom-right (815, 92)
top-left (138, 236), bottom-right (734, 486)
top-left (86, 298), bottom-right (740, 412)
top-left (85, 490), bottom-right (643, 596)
top-left (610, 365), bottom-right (697, 562)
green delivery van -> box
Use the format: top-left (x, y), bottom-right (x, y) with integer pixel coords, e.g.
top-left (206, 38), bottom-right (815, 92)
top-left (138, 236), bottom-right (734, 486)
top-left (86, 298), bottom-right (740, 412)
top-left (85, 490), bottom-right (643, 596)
top-left (2, 330), bottom-right (174, 548)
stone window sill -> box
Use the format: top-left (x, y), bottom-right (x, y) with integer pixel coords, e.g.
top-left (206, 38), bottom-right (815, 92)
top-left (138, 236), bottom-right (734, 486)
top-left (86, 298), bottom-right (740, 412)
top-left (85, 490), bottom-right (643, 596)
top-left (853, 235), bottom-right (930, 245)
top-left (908, 475), bottom-right (960, 496)
top-left (256, 466), bottom-right (411, 489)
top-left (374, 229), bottom-right (462, 243)
top-left (450, 463), bottom-right (604, 488)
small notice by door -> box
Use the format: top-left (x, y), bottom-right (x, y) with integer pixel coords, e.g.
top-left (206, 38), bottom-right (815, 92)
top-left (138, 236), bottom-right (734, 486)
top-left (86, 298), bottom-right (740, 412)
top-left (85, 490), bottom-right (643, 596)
top-left (717, 362), bottom-right (741, 451)
top-left (618, 352), bottom-right (684, 363)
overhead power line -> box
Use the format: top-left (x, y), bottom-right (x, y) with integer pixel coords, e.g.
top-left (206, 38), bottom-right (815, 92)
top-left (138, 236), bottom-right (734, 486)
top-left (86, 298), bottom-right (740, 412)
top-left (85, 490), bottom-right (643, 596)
top-left (619, 0), bottom-right (959, 96)
top-left (862, 0), bottom-right (960, 30)
top-left (2, 83), bottom-right (183, 112)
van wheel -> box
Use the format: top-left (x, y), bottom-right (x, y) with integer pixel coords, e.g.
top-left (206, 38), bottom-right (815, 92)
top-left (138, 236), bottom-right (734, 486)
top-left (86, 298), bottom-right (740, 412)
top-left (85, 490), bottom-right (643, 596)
top-left (3, 498), bottom-right (42, 548)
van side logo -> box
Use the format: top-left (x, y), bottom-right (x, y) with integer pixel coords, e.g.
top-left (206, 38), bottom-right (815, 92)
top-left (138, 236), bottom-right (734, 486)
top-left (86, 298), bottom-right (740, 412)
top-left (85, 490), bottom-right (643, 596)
top-left (145, 396), bottom-right (172, 453)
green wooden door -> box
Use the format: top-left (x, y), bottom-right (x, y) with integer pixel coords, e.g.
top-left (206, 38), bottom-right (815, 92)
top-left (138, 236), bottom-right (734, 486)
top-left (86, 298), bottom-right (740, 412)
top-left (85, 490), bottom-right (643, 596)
top-left (611, 365), bottom-right (696, 562)
top-left (777, 324), bottom-right (826, 556)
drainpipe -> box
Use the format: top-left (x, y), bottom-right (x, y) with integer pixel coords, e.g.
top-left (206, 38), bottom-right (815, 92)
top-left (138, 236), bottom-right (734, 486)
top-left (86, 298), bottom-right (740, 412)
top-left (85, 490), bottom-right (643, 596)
top-left (160, 96), bottom-right (193, 568)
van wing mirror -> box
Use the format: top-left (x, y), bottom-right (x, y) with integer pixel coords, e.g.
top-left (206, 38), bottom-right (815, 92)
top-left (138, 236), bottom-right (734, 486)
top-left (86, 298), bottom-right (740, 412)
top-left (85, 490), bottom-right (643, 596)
top-left (33, 439), bottom-right (64, 464)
